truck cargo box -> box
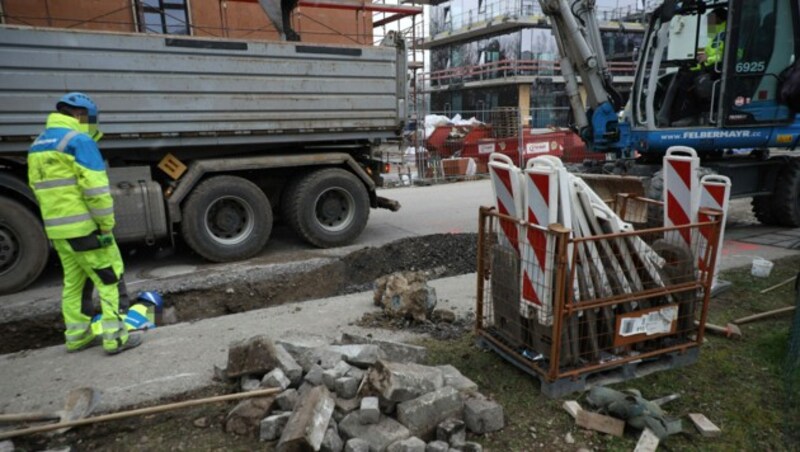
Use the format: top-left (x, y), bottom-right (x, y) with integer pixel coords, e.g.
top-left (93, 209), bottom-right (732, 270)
top-left (0, 26), bottom-right (407, 153)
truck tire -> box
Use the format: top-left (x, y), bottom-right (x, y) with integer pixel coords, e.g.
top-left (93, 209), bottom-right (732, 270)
top-left (181, 175), bottom-right (272, 262)
top-left (772, 158), bottom-right (800, 227)
top-left (283, 168), bottom-right (369, 248)
top-left (751, 195), bottom-right (779, 226)
top-left (0, 197), bottom-right (49, 294)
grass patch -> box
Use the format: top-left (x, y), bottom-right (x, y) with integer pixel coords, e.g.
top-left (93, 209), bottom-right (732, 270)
top-left (421, 255), bottom-right (800, 451)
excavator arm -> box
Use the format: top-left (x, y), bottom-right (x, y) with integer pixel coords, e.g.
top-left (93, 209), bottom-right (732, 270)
top-left (538, 0), bottom-right (626, 151)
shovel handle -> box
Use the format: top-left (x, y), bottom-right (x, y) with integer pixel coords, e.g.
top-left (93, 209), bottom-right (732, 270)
top-left (0, 412), bottom-right (60, 424)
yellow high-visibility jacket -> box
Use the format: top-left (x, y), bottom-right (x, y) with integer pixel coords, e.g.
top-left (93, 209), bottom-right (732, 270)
top-left (28, 113), bottom-right (115, 239)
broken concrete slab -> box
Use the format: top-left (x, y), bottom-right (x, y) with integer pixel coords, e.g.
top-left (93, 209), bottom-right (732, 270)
top-left (436, 418), bottom-right (466, 446)
top-left (278, 336), bottom-right (344, 371)
top-left (225, 396), bottom-right (275, 436)
top-left (339, 334), bottom-right (427, 364)
top-left (305, 364), bottom-right (325, 386)
top-left (396, 386), bottom-right (464, 439)
top-left (360, 397), bottom-right (380, 424)
top-left (344, 438), bottom-right (371, 452)
top-left (367, 360), bottom-right (444, 402)
top-left (226, 335), bottom-right (281, 378)
top-left (425, 440), bottom-right (449, 452)
top-left (336, 376), bottom-right (360, 399)
top-left (387, 436), bottom-right (426, 452)
top-left (464, 397), bottom-right (504, 434)
top-left (328, 344), bottom-right (386, 368)
top-left (436, 365), bottom-right (478, 393)
top-left (321, 427), bottom-right (344, 452)
top-left (262, 368), bottom-right (291, 391)
top-left (275, 388), bottom-right (298, 411)
top-left (339, 412), bottom-right (411, 452)
top-left (274, 344), bottom-right (304, 386)
top-left (374, 271), bottom-right (437, 322)
top-left (260, 412), bottom-right (292, 442)
top-left (277, 385), bottom-right (335, 452)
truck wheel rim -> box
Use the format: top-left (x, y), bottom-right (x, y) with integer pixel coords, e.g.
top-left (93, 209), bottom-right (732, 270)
top-left (0, 224), bottom-right (20, 275)
top-left (314, 187), bottom-right (355, 232)
top-left (203, 196), bottom-right (255, 246)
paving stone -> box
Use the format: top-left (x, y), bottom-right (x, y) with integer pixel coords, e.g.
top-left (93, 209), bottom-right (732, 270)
top-left (335, 396), bottom-right (362, 415)
top-left (274, 344), bottom-right (304, 385)
top-left (344, 438), bottom-right (371, 452)
top-left (436, 365), bottom-right (478, 393)
top-left (436, 419), bottom-right (465, 446)
top-left (240, 375), bottom-right (261, 392)
top-left (305, 364), bottom-right (325, 386)
top-left (277, 386), bottom-right (335, 452)
top-left (260, 412), bottom-right (292, 442)
top-left (387, 436), bottom-right (426, 452)
top-left (360, 396), bottom-right (380, 424)
top-left (321, 427), bottom-right (344, 452)
top-left (226, 335), bottom-right (281, 378)
top-left (226, 397), bottom-right (275, 436)
top-left (327, 344), bottom-right (386, 368)
top-left (367, 360), bottom-right (444, 402)
top-left (277, 336), bottom-right (343, 371)
top-left (464, 397), bottom-right (504, 434)
top-left (262, 368), bottom-right (291, 390)
top-left (324, 361), bottom-right (354, 390)
top-left (298, 381), bottom-right (315, 396)
top-left (461, 442), bottom-right (482, 452)
top-left (275, 388), bottom-right (299, 411)
top-left (396, 386), bottom-right (464, 439)
top-left (339, 412), bottom-right (411, 452)
top-left (347, 366), bottom-right (366, 382)
top-left (425, 440), bottom-right (450, 452)
top-left (339, 334), bottom-right (427, 363)
top-left (336, 376), bottom-right (360, 399)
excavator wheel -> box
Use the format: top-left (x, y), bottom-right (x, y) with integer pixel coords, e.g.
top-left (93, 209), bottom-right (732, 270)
top-left (772, 158), bottom-right (800, 227)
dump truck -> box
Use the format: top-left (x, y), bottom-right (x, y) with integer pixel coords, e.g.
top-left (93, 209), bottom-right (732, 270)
top-left (0, 25), bottom-right (407, 294)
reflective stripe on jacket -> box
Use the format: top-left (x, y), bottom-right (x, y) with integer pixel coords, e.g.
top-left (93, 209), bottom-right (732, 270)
top-left (28, 113), bottom-right (115, 239)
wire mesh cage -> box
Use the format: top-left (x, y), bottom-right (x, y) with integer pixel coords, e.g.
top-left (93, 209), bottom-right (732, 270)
top-left (476, 200), bottom-right (725, 390)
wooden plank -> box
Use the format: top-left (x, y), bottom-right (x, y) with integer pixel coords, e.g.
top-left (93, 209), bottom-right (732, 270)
top-left (634, 428), bottom-right (660, 452)
top-left (562, 400), bottom-right (582, 419)
top-left (576, 409), bottom-right (625, 437)
top-left (688, 413), bottom-right (721, 437)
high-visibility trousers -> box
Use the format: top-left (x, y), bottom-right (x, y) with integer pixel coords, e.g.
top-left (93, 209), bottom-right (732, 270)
top-left (52, 237), bottom-right (129, 352)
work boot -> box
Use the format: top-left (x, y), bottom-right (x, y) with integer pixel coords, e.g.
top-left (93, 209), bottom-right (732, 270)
top-left (67, 336), bottom-right (101, 353)
top-left (105, 333), bottom-right (143, 356)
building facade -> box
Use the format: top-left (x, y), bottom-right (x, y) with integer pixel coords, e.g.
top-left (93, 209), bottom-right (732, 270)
top-left (423, 0), bottom-right (646, 127)
top-left (0, 0), bottom-right (374, 45)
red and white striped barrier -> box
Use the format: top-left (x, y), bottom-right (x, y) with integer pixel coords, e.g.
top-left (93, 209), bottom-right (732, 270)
top-left (698, 175), bottom-right (731, 287)
top-left (520, 158), bottom-right (559, 323)
top-left (663, 146), bottom-right (700, 247)
top-left (488, 153), bottom-right (523, 255)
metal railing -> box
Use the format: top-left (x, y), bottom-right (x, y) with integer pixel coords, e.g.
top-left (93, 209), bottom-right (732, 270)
top-left (420, 59), bottom-right (637, 88)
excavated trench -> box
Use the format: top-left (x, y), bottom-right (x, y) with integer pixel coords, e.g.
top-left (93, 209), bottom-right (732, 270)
top-left (0, 233), bottom-right (477, 355)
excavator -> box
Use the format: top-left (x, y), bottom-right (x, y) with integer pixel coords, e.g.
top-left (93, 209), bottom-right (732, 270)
top-left (539, 0), bottom-right (800, 226)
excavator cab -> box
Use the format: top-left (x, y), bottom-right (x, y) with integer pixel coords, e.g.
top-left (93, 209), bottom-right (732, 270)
top-left (633, 0), bottom-right (798, 131)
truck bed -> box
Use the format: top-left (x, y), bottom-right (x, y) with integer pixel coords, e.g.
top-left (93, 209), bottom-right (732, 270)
top-left (0, 26), bottom-right (406, 153)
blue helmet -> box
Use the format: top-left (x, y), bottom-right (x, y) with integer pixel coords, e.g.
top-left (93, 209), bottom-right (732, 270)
top-left (57, 92), bottom-right (98, 118)
top-left (137, 291), bottom-right (164, 312)
top-left (57, 92), bottom-right (102, 141)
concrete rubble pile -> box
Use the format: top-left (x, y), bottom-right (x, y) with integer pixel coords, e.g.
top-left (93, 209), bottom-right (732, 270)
top-left (219, 334), bottom-right (505, 451)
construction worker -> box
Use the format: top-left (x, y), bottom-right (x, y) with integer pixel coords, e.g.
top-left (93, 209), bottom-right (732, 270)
top-left (28, 92), bottom-right (142, 355)
top-left (695, 7), bottom-right (727, 70)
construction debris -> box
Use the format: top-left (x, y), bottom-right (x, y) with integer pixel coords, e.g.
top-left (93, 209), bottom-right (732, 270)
top-left (586, 387), bottom-right (681, 440)
top-left (216, 335), bottom-right (507, 450)
top-left (688, 413), bottom-right (721, 438)
top-left (633, 428), bottom-right (660, 452)
top-left (373, 271), bottom-right (438, 322)
top-left (575, 409), bottom-right (625, 437)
